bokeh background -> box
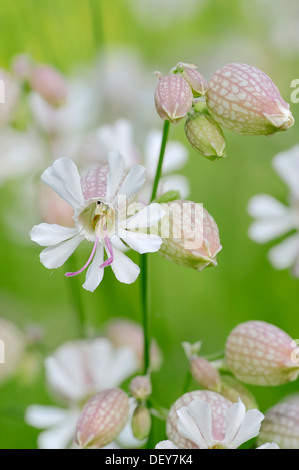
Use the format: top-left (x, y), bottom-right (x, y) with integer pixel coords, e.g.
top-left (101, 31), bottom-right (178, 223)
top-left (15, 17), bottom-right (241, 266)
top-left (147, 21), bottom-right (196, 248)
top-left (0, 0), bottom-right (298, 448)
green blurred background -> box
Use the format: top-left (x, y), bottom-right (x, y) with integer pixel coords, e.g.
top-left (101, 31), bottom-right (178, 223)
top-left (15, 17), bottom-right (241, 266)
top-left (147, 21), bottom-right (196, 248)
top-left (0, 0), bottom-right (298, 448)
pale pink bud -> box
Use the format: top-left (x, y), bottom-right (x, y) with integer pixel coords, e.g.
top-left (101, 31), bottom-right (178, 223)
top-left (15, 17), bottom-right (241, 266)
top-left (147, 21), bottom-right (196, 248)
top-left (175, 62), bottom-right (208, 97)
top-left (152, 201), bottom-right (222, 271)
top-left (29, 65), bottom-right (68, 106)
top-left (167, 391), bottom-right (232, 449)
top-left (129, 375), bottom-right (152, 400)
top-left (104, 319), bottom-right (163, 371)
top-left (220, 375), bottom-right (258, 410)
top-left (258, 395), bottom-right (299, 449)
top-left (185, 111), bottom-right (226, 160)
top-left (154, 74), bottom-right (193, 123)
top-left (75, 388), bottom-right (129, 449)
top-left (206, 63), bottom-right (294, 135)
top-left (190, 357), bottom-right (221, 391)
top-left (132, 404), bottom-right (151, 440)
top-left (225, 321), bottom-right (299, 386)
top-left (12, 54), bottom-right (33, 81)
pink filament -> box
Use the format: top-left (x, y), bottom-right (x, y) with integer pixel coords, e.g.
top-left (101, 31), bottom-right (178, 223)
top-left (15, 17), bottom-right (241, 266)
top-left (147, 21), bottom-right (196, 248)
top-left (100, 233), bottom-right (114, 268)
top-left (65, 236), bottom-right (99, 277)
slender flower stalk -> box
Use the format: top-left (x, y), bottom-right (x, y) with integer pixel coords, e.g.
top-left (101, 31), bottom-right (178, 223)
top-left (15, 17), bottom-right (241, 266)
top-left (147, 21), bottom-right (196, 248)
top-left (140, 120), bottom-right (171, 377)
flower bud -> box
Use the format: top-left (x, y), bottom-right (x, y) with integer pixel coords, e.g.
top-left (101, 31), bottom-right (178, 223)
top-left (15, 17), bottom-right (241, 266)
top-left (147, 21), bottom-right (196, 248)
top-left (220, 375), bottom-right (258, 410)
top-left (132, 404), bottom-right (151, 440)
top-left (75, 388), bottom-right (129, 449)
top-left (12, 54), bottom-right (33, 81)
top-left (129, 375), bottom-right (152, 400)
top-left (206, 63), bottom-right (294, 136)
top-left (154, 74), bottom-right (193, 123)
top-left (185, 111), bottom-right (226, 161)
top-left (152, 201), bottom-right (222, 271)
top-left (29, 65), bottom-right (68, 106)
top-left (258, 395), bottom-right (299, 449)
top-left (167, 391), bottom-right (232, 449)
top-left (225, 321), bottom-right (299, 386)
top-left (175, 62), bottom-right (208, 97)
top-left (190, 357), bottom-right (221, 391)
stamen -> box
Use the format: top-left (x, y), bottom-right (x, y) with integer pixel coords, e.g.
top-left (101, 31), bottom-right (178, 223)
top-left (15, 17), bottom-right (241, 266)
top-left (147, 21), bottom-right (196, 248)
top-left (65, 236), bottom-right (99, 277)
top-left (100, 231), bottom-right (114, 268)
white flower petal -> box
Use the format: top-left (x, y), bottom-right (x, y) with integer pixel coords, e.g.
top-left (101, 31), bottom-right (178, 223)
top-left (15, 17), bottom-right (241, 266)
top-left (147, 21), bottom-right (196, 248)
top-left (25, 405), bottom-right (71, 429)
top-left (180, 399), bottom-right (214, 447)
top-left (144, 130), bottom-right (188, 178)
top-left (30, 224), bottom-right (78, 247)
top-left (273, 145), bottom-right (299, 200)
top-left (106, 151), bottom-right (125, 202)
top-left (226, 409), bottom-right (264, 449)
top-left (268, 233), bottom-right (299, 269)
top-left (257, 442), bottom-right (280, 449)
top-left (41, 158), bottom-right (85, 213)
top-left (248, 194), bottom-right (291, 219)
top-left (119, 229), bottom-right (162, 254)
top-left (125, 204), bottom-right (165, 229)
top-left (113, 164), bottom-right (145, 202)
top-left (82, 244), bottom-right (104, 292)
top-left (248, 219), bottom-right (294, 244)
top-left (223, 399), bottom-right (246, 446)
top-left (37, 410), bottom-right (79, 449)
top-left (176, 402), bottom-right (212, 449)
top-left (155, 440), bottom-right (179, 449)
top-left (111, 247), bottom-right (140, 284)
top-left (40, 234), bottom-right (84, 269)
top-left (89, 341), bottom-right (138, 390)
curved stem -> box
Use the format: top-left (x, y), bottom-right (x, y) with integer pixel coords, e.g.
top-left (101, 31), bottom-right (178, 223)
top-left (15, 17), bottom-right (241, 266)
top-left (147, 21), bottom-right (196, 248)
top-left (66, 255), bottom-right (87, 338)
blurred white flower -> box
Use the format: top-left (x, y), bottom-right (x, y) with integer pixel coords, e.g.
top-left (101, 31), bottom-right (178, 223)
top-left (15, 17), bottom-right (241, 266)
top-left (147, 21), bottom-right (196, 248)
top-left (248, 145), bottom-right (299, 277)
top-left (0, 69), bottom-right (20, 127)
top-left (81, 119), bottom-right (189, 202)
top-left (0, 318), bottom-right (26, 384)
top-left (0, 128), bottom-right (44, 186)
top-left (25, 338), bottom-right (138, 449)
top-left (30, 154), bottom-right (164, 291)
top-left (156, 397), bottom-right (270, 449)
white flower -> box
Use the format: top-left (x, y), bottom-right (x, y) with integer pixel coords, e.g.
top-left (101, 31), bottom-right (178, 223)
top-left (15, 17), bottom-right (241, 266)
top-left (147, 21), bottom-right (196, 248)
top-left (25, 338), bottom-right (138, 449)
top-left (81, 119), bottom-right (190, 202)
top-left (248, 145), bottom-right (299, 277)
top-left (30, 152), bottom-right (164, 291)
top-left (156, 398), bottom-right (265, 449)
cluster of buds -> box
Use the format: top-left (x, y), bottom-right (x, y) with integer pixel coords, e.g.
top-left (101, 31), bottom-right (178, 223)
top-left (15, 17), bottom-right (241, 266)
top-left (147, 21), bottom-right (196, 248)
top-left (182, 341), bottom-right (257, 409)
top-left (155, 61), bottom-right (294, 161)
top-left (129, 375), bottom-right (152, 441)
top-left (12, 54), bottom-right (68, 107)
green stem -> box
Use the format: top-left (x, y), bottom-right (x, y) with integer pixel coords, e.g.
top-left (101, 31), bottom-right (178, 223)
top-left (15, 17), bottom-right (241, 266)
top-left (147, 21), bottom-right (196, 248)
top-left (88, 0), bottom-right (104, 50)
top-left (181, 370), bottom-right (192, 395)
top-left (150, 120), bottom-right (170, 203)
top-left (66, 256), bottom-right (87, 338)
top-left (140, 253), bottom-right (150, 374)
top-left (140, 120), bottom-right (171, 377)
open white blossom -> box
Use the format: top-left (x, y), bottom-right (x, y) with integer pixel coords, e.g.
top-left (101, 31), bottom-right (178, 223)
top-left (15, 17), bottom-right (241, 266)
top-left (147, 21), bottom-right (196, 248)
top-left (30, 152), bottom-right (164, 291)
top-left (81, 119), bottom-right (189, 202)
top-left (25, 338), bottom-right (138, 449)
top-left (248, 145), bottom-right (299, 277)
top-left (156, 397), bottom-right (278, 449)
